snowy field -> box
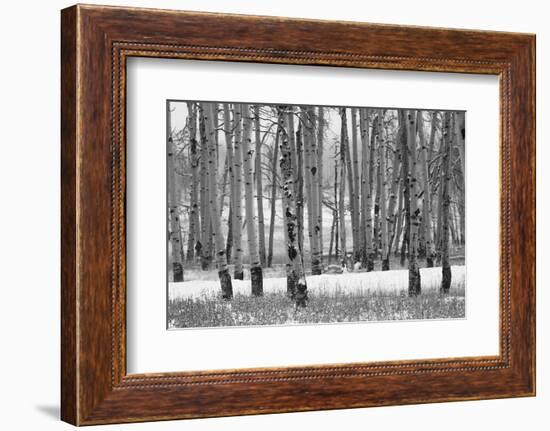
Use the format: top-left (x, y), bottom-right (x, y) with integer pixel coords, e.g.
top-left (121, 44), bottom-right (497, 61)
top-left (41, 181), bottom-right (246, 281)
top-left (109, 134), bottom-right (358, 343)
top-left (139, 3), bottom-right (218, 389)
top-left (169, 265), bottom-right (465, 300)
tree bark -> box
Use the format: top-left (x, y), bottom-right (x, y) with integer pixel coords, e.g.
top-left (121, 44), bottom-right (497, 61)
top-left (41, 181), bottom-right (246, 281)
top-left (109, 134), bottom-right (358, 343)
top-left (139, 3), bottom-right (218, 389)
top-left (317, 107), bottom-right (325, 266)
top-left (386, 112), bottom-right (402, 267)
top-left (377, 110), bottom-right (389, 271)
top-left (295, 119), bottom-right (305, 254)
top-left (440, 112), bottom-right (454, 293)
top-left (399, 111), bottom-right (410, 268)
top-left (241, 104), bottom-right (263, 295)
top-left (350, 108), bottom-right (361, 263)
top-left (359, 108), bottom-right (370, 268)
top-left (267, 123), bottom-right (280, 268)
top-left (203, 102), bottom-right (232, 299)
top-left (279, 107), bottom-right (308, 307)
top-left (343, 109), bottom-right (358, 264)
top-left (222, 103), bottom-right (235, 265)
top-left (338, 108), bottom-right (348, 267)
top-left (301, 108), bottom-right (315, 269)
top-left (232, 104), bottom-right (244, 279)
top-left (407, 110), bottom-right (421, 296)
top-left (186, 102), bottom-right (200, 263)
top-left (253, 105), bottom-right (267, 267)
top-left (364, 111), bottom-right (376, 271)
top-left (306, 107), bottom-right (322, 275)
top-left (198, 106), bottom-right (212, 270)
top-left (167, 104), bottom-right (184, 282)
top-left (418, 110), bottom-right (437, 267)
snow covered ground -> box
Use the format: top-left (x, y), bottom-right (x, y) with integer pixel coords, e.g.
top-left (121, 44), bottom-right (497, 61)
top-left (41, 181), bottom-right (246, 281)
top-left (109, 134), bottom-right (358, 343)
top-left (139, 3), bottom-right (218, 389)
top-left (169, 265), bottom-right (465, 300)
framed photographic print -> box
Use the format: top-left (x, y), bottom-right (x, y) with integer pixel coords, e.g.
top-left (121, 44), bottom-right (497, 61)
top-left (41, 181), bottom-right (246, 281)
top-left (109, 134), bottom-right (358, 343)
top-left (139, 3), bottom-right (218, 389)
top-left (61, 4), bottom-right (535, 425)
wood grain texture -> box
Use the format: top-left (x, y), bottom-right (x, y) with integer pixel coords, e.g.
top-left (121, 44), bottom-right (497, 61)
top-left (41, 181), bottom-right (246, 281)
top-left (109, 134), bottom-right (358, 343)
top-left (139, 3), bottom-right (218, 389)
top-left (60, 4), bottom-right (535, 425)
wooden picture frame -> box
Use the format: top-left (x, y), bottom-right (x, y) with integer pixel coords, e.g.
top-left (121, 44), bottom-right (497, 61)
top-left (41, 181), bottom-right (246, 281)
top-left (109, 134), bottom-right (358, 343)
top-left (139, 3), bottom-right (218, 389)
top-left (61, 4), bottom-right (535, 425)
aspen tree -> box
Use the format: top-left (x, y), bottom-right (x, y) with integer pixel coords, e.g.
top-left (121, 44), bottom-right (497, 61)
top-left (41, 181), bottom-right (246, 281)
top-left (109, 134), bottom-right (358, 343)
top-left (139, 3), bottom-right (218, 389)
top-left (253, 105), bottom-right (267, 267)
top-left (351, 108), bottom-right (361, 263)
top-left (440, 112), bottom-right (454, 293)
top-left (198, 105), bottom-right (212, 270)
top-left (399, 111), bottom-right (410, 268)
top-left (203, 102), bottom-right (233, 298)
top-left (359, 108), bottom-right (370, 268)
top-left (241, 104), bottom-right (263, 295)
top-left (267, 123), bottom-right (279, 268)
top-left (338, 108), bottom-right (348, 266)
top-left (186, 102), bottom-right (200, 262)
top-left (317, 107), bottom-right (325, 263)
top-left (407, 110), bottom-right (421, 295)
top-left (279, 107), bottom-right (308, 307)
top-left (377, 110), bottom-right (389, 270)
top-left (343, 109), bottom-right (358, 263)
top-left (167, 104), bottom-right (184, 282)
top-left (365, 112), bottom-right (376, 271)
top-left (232, 104), bottom-right (244, 279)
top-left (301, 107), bottom-right (315, 265)
top-left (418, 111), bottom-right (437, 267)
top-left (295, 119), bottom-right (305, 253)
top-left (307, 107), bottom-right (322, 275)
top-left (223, 104), bottom-right (235, 263)
top-left (385, 112), bottom-right (402, 269)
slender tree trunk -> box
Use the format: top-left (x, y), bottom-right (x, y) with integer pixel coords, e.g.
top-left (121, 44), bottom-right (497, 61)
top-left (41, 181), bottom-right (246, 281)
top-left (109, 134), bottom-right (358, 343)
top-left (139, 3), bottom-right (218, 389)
top-left (212, 103), bottom-right (220, 167)
top-left (338, 108), bottom-right (348, 267)
top-left (218, 152), bottom-right (230, 218)
top-left (317, 107), bottom-right (324, 265)
top-left (328, 213), bottom-right (336, 263)
top-left (407, 110), bottom-right (421, 296)
top-left (342, 109), bottom-right (358, 264)
top-left (399, 111), bottom-right (410, 268)
top-left (359, 108), bottom-right (370, 268)
top-left (377, 110), bottom-right (389, 271)
top-left (385, 112), bottom-right (401, 269)
top-left (440, 112), bottom-right (454, 293)
top-left (223, 103), bottom-right (235, 264)
top-left (203, 102), bottom-right (232, 298)
top-left (455, 111), bottom-right (466, 182)
top-left (418, 110), bottom-right (437, 267)
top-left (351, 108), bottom-right (361, 263)
top-left (334, 144), bottom-right (340, 262)
top-left (267, 125), bottom-right (280, 267)
top-left (241, 104), bottom-right (263, 295)
top-left (232, 104), bottom-right (244, 279)
top-left (295, 120), bottom-right (305, 253)
top-left (301, 108), bottom-right (315, 268)
top-left (365, 111), bottom-right (376, 271)
top-left (186, 102), bottom-right (200, 262)
top-left (253, 105), bottom-right (267, 267)
top-left (393, 178), bottom-right (404, 257)
top-left (306, 107), bottom-right (322, 275)
top-left (198, 106), bottom-right (211, 270)
top-left (279, 107), bottom-right (308, 307)
top-left (167, 105), bottom-right (184, 282)
top-left (454, 111), bottom-right (466, 246)
top-left (226, 205), bottom-right (233, 263)
top-left (435, 137), bottom-right (446, 265)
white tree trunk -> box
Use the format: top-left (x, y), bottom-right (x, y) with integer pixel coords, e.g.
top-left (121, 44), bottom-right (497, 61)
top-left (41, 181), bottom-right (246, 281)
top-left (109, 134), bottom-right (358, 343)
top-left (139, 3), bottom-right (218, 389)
top-left (418, 110), bottom-right (436, 266)
top-left (203, 102), bottom-right (233, 298)
top-left (407, 110), bottom-right (421, 295)
top-left (280, 107), bottom-right (308, 307)
top-left (232, 104), bottom-right (244, 279)
top-left (241, 104), bottom-right (263, 295)
top-left (167, 104), bottom-right (183, 281)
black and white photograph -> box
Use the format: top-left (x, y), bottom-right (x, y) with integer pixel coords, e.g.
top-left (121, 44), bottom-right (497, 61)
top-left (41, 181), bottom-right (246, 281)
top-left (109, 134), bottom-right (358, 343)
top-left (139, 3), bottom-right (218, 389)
top-left (166, 101), bottom-right (466, 329)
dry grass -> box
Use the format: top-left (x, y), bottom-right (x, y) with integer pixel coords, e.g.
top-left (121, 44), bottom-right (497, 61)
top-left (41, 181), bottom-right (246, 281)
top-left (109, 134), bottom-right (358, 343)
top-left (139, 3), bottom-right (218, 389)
top-left (168, 285), bottom-right (465, 329)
